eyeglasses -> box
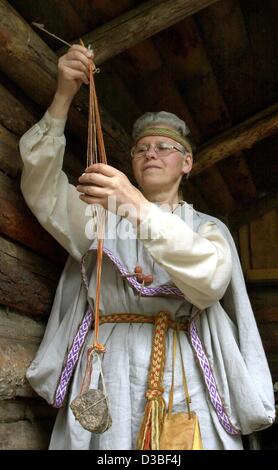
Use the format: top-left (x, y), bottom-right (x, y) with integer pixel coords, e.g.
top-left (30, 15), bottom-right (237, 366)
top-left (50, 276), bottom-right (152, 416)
top-left (130, 142), bottom-right (185, 159)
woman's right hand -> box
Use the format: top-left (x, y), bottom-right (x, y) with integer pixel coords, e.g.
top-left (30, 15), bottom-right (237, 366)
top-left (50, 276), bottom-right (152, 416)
top-left (56, 44), bottom-right (94, 99)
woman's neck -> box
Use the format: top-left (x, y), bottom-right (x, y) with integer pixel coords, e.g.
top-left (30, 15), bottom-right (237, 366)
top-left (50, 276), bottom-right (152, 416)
top-left (143, 189), bottom-right (181, 207)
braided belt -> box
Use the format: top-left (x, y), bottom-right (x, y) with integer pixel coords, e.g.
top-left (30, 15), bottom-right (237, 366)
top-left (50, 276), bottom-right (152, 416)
top-left (98, 312), bottom-right (189, 403)
top-left (99, 312), bottom-right (189, 331)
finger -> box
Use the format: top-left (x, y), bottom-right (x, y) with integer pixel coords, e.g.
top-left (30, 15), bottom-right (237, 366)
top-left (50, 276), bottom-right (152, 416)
top-left (63, 66), bottom-right (89, 84)
top-left (85, 163), bottom-right (121, 177)
top-left (76, 185), bottom-right (106, 198)
top-left (63, 59), bottom-right (88, 74)
top-left (79, 194), bottom-right (105, 206)
top-left (78, 172), bottom-right (110, 186)
top-left (68, 44), bottom-right (94, 59)
top-left (65, 50), bottom-right (91, 68)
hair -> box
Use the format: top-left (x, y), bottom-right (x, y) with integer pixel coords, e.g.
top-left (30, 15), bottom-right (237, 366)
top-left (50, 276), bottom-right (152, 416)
top-left (132, 111), bottom-right (195, 192)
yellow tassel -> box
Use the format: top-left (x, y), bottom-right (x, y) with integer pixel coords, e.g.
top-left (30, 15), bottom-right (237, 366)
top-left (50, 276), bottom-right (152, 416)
top-left (137, 396), bottom-right (166, 450)
top-left (137, 312), bottom-right (169, 450)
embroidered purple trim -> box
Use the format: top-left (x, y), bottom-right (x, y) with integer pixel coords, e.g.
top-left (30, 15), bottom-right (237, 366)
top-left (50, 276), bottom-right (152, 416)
top-left (54, 307), bottom-right (93, 408)
top-left (103, 247), bottom-right (185, 298)
top-left (189, 320), bottom-right (240, 435)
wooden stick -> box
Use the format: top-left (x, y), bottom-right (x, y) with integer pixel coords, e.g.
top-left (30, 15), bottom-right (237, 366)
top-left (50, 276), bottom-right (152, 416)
top-left (32, 22), bottom-right (72, 47)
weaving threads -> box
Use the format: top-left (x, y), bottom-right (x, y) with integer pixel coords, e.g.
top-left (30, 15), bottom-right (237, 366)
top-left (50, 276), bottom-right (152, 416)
top-left (70, 42), bottom-right (112, 434)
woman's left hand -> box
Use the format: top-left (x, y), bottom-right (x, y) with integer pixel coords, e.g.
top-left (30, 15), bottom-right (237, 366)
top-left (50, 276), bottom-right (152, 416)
top-left (76, 163), bottom-right (150, 219)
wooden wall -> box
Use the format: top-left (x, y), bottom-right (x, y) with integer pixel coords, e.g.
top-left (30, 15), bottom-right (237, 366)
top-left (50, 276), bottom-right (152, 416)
top-left (0, 83), bottom-right (68, 449)
top-left (238, 209), bottom-right (278, 382)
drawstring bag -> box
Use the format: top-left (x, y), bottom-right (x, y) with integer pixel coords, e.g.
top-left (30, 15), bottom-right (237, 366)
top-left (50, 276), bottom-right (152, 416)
top-left (70, 350), bottom-right (112, 433)
top-left (160, 329), bottom-right (203, 450)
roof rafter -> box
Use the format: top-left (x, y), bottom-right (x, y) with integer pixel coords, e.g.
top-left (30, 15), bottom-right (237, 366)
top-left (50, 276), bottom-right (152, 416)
top-left (0, 0), bottom-right (132, 176)
top-left (192, 102), bottom-right (278, 176)
top-left (58, 0), bottom-right (220, 63)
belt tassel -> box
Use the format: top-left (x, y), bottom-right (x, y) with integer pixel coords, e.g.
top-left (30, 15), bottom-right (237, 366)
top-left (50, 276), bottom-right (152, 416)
top-left (136, 312), bottom-right (169, 450)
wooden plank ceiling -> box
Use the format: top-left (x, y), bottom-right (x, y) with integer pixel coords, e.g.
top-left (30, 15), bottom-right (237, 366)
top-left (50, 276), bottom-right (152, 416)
top-left (2, 0), bottom-right (278, 227)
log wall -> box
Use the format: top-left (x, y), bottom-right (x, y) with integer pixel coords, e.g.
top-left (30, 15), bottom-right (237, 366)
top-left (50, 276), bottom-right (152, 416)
top-left (239, 209), bottom-right (278, 383)
top-left (0, 81), bottom-right (65, 449)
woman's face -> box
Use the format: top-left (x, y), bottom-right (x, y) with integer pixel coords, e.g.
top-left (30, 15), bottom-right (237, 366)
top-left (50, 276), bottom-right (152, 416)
top-left (131, 134), bottom-right (192, 194)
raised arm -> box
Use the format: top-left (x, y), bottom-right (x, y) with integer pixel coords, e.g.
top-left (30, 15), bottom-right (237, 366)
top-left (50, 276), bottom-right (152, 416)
top-left (20, 45), bottom-right (95, 261)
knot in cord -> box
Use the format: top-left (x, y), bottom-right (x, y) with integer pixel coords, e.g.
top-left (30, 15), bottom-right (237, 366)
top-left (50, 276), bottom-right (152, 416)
top-left (145, 387), bottom-right (164, 400)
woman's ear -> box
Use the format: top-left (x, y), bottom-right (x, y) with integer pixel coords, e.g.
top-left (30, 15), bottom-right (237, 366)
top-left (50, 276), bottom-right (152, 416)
top-left (181, 153), bottom-right (193, 175)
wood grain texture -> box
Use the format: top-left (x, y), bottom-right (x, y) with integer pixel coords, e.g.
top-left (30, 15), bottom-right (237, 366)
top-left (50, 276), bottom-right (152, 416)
top-left (0, 0), bottom-right (132, 176)
top-left (250, 210), bottom-right (278, 269)
top-left (0, 171), bottom-right (67, 265)
top-left (61, 0), bottom-right (220, 65)
top-left (192, 103), bottom-right (278, 176)
top-left (0, 235), bottom-right (61, 317)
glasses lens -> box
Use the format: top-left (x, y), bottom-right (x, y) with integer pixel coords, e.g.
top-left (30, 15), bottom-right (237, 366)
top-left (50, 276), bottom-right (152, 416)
top-left (131, 142), bottom-right (181, 158)
top-left (156, 143), bottom-right (173, 156)
top-left (131, 145), bottom-right (149, 158)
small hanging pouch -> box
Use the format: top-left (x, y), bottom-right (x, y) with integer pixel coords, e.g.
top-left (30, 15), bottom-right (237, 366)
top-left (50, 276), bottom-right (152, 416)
top-left (70, 350), bottom-right (112, 433)
top-left (159, 328), bottom-right (203, 450)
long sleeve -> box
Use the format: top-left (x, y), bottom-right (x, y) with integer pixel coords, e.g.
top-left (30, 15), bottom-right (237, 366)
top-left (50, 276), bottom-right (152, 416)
top-left (19, 111), bottom-right (92, 261)
top-left (138, 204), bottom-right (232, 310)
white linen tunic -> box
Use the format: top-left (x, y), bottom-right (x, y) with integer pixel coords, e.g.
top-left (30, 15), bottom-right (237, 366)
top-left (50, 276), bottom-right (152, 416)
top-left (19, 111), bottom-right (275, 450)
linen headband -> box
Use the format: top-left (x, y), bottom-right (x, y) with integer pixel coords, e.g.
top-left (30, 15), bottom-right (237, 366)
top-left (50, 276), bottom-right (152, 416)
top-left (134, 127), bottom-right (193, 154)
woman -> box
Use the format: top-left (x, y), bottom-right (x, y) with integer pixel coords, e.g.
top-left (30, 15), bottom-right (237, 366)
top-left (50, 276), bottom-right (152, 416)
top-left (19, 45), bottom-right (275, 450)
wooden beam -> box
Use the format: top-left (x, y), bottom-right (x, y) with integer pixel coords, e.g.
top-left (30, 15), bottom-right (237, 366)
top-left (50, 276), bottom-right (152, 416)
top-left (59, 0), bottom-right (220, 64)
top-left (0, 123), bottom-right (20, 178)
top-left (0, 171), bottom-right (66, 265)
top-left (250, 209), bottom-right (278, 270)
top-left (0, 0), bottom-right (132, 176)
top-left (228, 192), bottom-right (278, 231)
top-left (0, 307), bottom-right (45, 344)
top-left (192, 103), bottom-right (278, 176)
top-left (0, 120), bottom-right (82, 183)
top-left (154, 16), bottom-right (230, 140)
top-left (0, 83), bottom-right (86, 182)
top-left (246, 269), bottom-right (278, 285)
top-left (0, 235), bottom-right (61, 318)
top-left (196, 0), bottom-right (260, 123)
top-left (154, 14), bottom-right (257, 205)
top-left (0, 82), bottom-right (35, 136)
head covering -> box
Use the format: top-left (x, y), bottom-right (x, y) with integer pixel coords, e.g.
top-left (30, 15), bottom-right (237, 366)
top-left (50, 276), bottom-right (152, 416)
top-left (134, 127), bottom-right (193, 154)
